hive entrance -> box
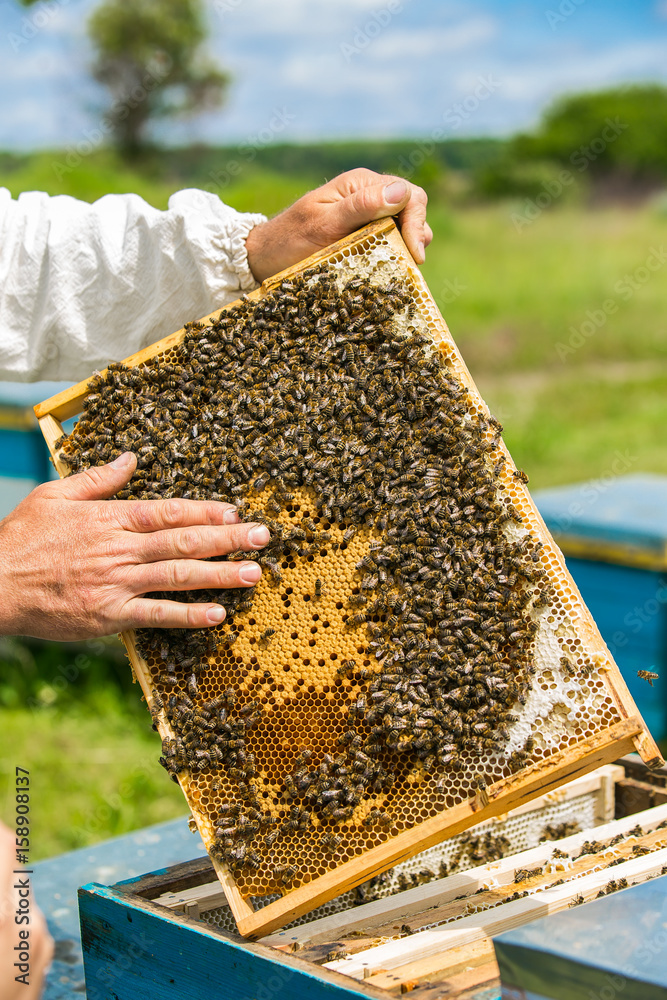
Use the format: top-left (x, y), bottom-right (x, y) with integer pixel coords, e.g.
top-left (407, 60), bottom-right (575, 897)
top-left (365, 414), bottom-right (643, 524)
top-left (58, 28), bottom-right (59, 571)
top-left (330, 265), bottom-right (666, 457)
top-left (38, 219), bottom-right (661, 936)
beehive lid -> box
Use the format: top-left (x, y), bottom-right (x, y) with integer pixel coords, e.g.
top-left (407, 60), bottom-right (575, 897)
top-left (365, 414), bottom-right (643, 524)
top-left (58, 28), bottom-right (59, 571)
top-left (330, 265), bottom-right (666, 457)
top-left (494, 874), bottom-right (667, 999)
top-left (534, 474), bottom-right (667, 571)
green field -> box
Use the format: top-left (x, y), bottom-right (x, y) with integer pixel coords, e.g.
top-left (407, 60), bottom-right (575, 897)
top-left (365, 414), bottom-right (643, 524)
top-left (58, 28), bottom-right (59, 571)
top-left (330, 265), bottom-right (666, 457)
top-left (1, 152), bottom-right (665, 858)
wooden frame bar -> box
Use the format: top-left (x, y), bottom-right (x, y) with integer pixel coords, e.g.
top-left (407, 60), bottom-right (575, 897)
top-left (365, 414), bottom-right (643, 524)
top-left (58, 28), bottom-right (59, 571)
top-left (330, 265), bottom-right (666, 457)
top-left (324, 846), bottom-right (667, 980)
top-left (151, 765), bottom-right (619, 920)
top-left (38, 219), bottom-right (663, 940)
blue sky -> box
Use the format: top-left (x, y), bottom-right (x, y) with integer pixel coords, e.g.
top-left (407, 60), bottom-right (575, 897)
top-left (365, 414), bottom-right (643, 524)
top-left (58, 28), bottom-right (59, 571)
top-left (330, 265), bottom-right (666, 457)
top-left (0, 0), bottom-right (665, 148)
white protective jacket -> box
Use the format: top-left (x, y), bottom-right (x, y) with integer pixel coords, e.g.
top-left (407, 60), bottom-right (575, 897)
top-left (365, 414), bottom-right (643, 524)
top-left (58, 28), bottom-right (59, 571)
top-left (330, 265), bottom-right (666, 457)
top-left (0, 187), bottom-right (266, 382)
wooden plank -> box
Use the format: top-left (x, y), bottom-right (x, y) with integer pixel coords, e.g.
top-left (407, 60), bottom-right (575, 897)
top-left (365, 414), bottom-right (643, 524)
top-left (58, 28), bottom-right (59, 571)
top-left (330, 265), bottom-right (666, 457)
top-left (37, 414), bottom-right (70, 477)
top-left (266, 799), bottom-right (667, 953)
top-left (596, 763), bottom-right (622, 823)
top-left (351, 825), bottom-right (667, 943)
top-left (616, 777), bottom-right (667, 817)
top-left (238, 719), bottom-right (641, 938)
top-left (260, 765), bottom-right (632, 950)
top-left (115, 856), bottom-right (217, 900)
top-left (324, 846), bottom-right (667, 980)
top-left (262, 805), bottom-right (667, 948)
top-left (78, 882), bottom-right (386, 1000)
top-left (367, 939), bottom-right (496, 992)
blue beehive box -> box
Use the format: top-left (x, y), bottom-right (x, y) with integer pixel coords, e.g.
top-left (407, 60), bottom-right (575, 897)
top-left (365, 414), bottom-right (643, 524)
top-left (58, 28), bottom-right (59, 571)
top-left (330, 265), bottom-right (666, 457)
top-left (0, 381), bottom-right (69, 517)
top-left (534, 475), bottom-right (667, 741)
top-left (494, 874), bottom-right (667, 999)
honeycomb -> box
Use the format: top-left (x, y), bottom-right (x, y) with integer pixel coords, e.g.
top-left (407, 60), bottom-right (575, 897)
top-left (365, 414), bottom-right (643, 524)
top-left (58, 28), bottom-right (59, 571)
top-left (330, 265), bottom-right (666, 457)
top-left (201, 786), bottom-right (598, 935)
top-left (53, 225), bottom-right (633, 914)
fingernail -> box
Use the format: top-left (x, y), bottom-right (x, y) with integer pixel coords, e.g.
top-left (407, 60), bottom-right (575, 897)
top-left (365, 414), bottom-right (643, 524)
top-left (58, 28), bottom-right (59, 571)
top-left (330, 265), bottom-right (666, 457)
top-left (248, 525), bottom-right (270, 546)
top-left (207, 606), bottom-right (226, 624)
top-left (418, 240), bottom-right (425, 261)
top-left (111, 452), bottom-right (133, 469)
top-left (384, 180), bottom-right (408, 205)
top-left (239, 562), bottom-right (262, 584)
top-left (223, 507), bottom-right (239, 524)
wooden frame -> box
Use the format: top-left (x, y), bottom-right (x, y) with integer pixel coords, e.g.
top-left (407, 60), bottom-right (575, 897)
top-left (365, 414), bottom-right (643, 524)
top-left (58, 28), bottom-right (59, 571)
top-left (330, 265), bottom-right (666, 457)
top-left (152, 765), bottom-right (622, 920)
top-left (38, 219), bottom-right (663, 940)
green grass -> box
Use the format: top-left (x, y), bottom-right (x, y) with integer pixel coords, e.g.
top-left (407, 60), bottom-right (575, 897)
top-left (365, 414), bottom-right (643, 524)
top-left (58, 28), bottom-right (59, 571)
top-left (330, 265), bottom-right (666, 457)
top-left (0, 686), bottom-right (186, 860)
top-left (2, 151), bottom-right (667, 857)
top-left (422, 202), bottom-right (667, 373)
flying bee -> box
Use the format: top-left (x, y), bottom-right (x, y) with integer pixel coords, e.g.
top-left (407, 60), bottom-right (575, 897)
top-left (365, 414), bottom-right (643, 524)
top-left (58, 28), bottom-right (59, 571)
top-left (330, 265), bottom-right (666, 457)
top-left (638, 669), bottom-right (659, 687)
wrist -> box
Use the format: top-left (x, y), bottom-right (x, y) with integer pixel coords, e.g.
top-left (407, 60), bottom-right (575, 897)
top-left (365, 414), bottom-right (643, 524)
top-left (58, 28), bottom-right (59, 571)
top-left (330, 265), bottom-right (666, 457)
top-left (245, 220), bottom-right (276, 284)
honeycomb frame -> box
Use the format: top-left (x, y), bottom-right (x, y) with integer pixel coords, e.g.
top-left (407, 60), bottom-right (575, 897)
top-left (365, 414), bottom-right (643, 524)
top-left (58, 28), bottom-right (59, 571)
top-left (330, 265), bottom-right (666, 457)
top-left (36, 218), bottom-right (662, 939)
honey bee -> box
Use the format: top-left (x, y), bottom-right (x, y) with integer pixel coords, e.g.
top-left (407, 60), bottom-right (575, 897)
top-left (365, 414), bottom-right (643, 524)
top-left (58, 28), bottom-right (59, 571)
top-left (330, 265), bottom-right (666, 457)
top-left (638, 669), bottom-right (659, 687)
top-left (63, 259), bottom-right (559, 886)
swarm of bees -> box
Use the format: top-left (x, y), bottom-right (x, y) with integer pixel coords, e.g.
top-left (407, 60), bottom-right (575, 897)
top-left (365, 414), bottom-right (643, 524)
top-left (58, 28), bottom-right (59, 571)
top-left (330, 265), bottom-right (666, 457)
top-left (57, 263), bottom-right (548, 882)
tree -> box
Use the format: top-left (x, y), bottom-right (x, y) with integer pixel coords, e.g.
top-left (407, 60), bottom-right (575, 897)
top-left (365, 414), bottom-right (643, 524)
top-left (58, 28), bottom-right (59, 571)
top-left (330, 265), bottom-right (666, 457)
top-left (512, 86), bottom-right (667, 195)
top-left (88, 0), bottom-right (229, 157)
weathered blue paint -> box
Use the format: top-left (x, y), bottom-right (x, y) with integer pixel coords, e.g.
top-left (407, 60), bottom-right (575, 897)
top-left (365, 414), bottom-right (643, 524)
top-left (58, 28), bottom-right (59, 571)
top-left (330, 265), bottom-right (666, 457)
top-left (78, 882), bottom-right (378, 1000)
top-left (34, 815), bottom-right (198, 1000)
top-left (0, 426), bottom-right (51, 480)
top-left (494, 874), bottom-right (667, 999)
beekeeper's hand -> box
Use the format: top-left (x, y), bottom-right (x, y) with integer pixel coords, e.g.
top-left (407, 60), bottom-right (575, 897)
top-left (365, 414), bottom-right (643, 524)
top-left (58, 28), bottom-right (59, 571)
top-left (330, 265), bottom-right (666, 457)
top-left (0, 453), bottom-right (270, 640)
top-left (245, 168), bottom-right (431, 282)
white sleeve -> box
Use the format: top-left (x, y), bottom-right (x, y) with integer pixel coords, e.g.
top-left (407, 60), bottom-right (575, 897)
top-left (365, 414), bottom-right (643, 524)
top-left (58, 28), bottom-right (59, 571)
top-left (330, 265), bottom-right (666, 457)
top-left (0, 187), bottom-right (267, 383)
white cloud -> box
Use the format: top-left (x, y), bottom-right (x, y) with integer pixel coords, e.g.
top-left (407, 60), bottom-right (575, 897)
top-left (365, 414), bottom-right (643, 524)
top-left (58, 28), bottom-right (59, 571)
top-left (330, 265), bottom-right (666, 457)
top-left (501, 40), bottom-right (667, 103)
top-left (371, 17), bottom-right (497, 60)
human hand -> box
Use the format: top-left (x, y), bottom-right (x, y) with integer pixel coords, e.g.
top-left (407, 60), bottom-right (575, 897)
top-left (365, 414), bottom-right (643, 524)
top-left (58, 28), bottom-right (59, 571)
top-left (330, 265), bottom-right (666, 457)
top-left (0, 453), bottom-right (270, 640)
top-left (0, 823), bottom-right (53, 1000)
top-left (245, 167), bottom-right (432, 282)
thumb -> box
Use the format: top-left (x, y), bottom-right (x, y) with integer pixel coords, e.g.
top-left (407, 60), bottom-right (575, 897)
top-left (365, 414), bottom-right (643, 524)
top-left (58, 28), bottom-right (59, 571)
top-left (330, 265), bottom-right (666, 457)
top-left (335, 178), bottom-right (410, 232)
top-left (43, 452), bottom-right (137, 501)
